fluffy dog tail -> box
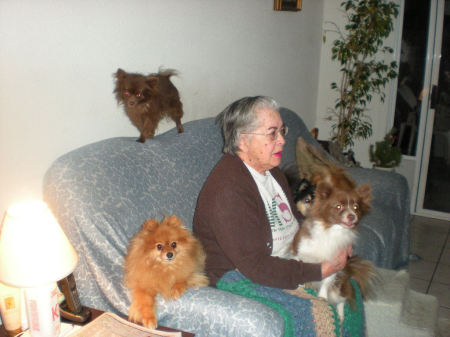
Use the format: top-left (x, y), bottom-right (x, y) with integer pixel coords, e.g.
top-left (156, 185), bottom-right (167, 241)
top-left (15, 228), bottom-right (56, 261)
top-left (157, 67), bottom-right (179, 78)
top-left (336, 256), bottom-right (379, 308)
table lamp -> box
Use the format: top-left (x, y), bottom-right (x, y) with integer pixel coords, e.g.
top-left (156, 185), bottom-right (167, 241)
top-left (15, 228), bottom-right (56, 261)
top-left (0, 200), bottom-right (78, 337)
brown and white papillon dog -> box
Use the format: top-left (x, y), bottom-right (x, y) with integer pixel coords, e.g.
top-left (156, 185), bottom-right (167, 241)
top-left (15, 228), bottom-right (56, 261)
top-left (290, 167), bottom-right (377, 321)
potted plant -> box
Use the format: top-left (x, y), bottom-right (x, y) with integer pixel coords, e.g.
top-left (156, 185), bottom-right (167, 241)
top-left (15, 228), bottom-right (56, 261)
top-left (325, 0), bottom-right (399, 155)
top-left (369, 128), bottom-right (402, 170)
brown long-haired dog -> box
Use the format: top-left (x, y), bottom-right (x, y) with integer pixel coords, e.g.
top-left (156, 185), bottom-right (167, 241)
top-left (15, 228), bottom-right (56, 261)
top-left (124, 215), bottom-right (208, 328)
top-left (114, 68), bottom-right (184, 143)
top-left (290, 166), bottom-right (377, 322)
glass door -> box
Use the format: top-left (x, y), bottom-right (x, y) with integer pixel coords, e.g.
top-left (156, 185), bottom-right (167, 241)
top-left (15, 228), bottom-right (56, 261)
top-left (394, 0), bottom-right (449, 221)
top-left (416, 0), bottom-right (450, 219)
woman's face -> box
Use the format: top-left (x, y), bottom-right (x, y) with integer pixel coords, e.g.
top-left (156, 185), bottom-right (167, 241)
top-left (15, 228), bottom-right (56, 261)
top-left (238, 107), bottom-right (286, 174)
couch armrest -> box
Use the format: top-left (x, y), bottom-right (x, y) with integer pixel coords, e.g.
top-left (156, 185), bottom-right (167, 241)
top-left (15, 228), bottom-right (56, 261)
top-left (157, 287), bottom-right (284, 337)
top-left (348, 167), bottom-right (411, 269)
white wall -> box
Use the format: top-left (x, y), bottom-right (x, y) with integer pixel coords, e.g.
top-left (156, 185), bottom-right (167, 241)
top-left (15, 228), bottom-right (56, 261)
top-left (0, 0), bottom-right (324, 215)
top-left (315, 0), bottom-right (402, 167)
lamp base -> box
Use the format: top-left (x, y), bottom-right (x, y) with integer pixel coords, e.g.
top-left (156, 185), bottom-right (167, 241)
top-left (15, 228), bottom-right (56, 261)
top-left (24, 283), bottom-right (60, 337)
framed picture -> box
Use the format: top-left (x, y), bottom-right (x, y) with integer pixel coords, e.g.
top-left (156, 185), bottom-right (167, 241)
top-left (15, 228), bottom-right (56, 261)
top-left (274, 0), bottom-right (302, 11)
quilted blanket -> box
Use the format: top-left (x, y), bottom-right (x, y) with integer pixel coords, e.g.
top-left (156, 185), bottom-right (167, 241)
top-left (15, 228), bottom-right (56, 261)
top-left (217, 271), bottom-right (365, 337)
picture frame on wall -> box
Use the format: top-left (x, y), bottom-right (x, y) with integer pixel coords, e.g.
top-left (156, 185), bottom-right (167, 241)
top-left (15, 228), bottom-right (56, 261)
top-left (274, 0), bottom-right (302, 11)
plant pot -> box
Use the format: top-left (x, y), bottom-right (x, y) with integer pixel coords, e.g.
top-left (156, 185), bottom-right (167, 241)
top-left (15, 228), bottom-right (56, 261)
top-left (373, 165), bottom-right (396, 172)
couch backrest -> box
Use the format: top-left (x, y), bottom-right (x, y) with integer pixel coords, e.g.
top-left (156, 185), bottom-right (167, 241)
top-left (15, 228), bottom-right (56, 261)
top-left (43, 108), bottom-right (316, 241)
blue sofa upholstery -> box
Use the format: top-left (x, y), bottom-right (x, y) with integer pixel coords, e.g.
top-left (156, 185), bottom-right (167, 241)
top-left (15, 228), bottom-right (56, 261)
top-left (43, 108), bottom-right (410, 336)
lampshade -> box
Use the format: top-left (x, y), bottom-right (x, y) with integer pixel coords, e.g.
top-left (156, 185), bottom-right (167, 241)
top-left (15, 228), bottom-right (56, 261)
top-left (0, 200), bottom-right (78, 287)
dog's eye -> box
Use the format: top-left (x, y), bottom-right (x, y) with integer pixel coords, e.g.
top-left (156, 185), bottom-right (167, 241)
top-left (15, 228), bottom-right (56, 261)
top-left (353, 204), bottom-right (359, 210)
top-left (136, 93), bottom-right (143, 98)
top-left (124, 91), bottom-right (130, 97)
top-left (304, 198), bottom-right (311, 204)
top-left (336, 204), bottom-right (342, 210)
top-left (171, 242), bottom-right (177, 248)
top-left (156, 244), bottom-right (163, 250)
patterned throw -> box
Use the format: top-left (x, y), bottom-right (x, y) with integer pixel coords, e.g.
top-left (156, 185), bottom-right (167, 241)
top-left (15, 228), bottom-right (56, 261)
top-left (216, 271), bottom-right (365, 337)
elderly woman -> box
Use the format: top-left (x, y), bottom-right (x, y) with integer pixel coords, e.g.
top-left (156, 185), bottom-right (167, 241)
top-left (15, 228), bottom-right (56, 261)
top-left (193, 96), bottom-right (350, 290)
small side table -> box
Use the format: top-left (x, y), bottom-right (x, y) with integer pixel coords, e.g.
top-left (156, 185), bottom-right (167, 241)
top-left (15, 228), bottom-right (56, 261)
top-left (0, 307), bottom-right (195, 337)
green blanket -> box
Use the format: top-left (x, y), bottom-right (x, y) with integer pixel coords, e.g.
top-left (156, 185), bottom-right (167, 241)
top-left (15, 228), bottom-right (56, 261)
top-left (217, 271), bottom-right (365, 337)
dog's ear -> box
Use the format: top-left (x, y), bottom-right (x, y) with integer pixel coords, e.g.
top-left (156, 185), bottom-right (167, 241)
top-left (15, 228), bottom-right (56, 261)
top-left (142, 218), bottom-right (159, 232)
top-left (356, 184), bottom-right (372, 203)
top-left (315, 181), bottom-right (332, 200)
top-left (115, 68), bottom-right (127, 80)
top-left (298, 179), bottom-right (315, 194)
top-left (294, 179), bottom-right (315, 201)
top-left (146, 76), bottom-right (159, 89)
top-left (356, 184), bottom-right (372, 213)
top-left (165, 215), bottom-right (184, 228)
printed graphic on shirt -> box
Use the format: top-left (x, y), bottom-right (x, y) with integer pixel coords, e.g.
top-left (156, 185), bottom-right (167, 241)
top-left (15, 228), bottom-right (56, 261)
top-left (266, 194), bottom-right (293, 227)
top-left (265, 192), bottom-right (298, 258)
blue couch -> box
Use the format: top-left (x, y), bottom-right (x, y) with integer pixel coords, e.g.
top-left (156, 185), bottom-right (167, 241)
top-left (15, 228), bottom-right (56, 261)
top-left (43, 108), bottom-right (410, 336)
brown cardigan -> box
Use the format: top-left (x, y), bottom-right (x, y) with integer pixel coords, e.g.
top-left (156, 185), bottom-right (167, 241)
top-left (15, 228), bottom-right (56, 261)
top-left (193, 153), bottom-right (322, 288)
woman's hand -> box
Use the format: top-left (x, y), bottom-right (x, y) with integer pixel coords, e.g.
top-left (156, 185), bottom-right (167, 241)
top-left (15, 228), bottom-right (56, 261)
top-left (320, 245), bottom-right (352, 279)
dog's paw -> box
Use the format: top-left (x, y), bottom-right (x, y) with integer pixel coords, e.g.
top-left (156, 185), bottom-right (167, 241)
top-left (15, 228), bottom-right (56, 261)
top-left (141, 315), bottom-right (157, 329)
top-left (337, 302), bottom-right (345, 323)
top-left (128, 298), bottom-right (157, 328)
top-left (128, 301), bottom-right (143, 324)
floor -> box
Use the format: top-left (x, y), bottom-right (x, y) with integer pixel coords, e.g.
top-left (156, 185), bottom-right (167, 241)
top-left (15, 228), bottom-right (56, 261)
top-left (408, 215), bottom-right (450, 336)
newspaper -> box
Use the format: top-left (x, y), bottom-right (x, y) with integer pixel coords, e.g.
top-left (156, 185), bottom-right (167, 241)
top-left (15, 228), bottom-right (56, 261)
top-left (67, 312), bottom-right (182, 337)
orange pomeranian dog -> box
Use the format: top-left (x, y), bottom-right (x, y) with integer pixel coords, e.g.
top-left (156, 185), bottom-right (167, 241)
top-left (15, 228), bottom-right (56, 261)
top-left (124, 215), bottom-right (209, 328)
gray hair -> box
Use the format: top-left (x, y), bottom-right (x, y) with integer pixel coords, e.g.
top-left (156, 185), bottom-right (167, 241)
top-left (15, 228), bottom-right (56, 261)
top-left (216, 96), bottom-right (279, 155)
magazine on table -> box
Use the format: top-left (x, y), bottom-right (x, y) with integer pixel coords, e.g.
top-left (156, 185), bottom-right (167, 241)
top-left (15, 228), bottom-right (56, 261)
top-left (63, 312), bottom-right (182, 337)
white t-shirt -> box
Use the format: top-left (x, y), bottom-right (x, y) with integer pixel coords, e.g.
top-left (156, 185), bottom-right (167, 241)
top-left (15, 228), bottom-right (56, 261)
top-left (245, 163), bottom-right (299, 258)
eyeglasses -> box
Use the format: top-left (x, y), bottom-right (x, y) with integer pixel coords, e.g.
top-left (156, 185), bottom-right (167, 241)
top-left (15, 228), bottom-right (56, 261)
top-left (241, 125), bottom-right (288, 141)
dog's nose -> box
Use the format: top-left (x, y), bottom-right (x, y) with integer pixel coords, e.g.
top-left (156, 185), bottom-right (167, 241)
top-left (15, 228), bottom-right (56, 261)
top-left (347, 214), bottom-right (355, 222)
top-left (166, 252), bottom-right (173, 259)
